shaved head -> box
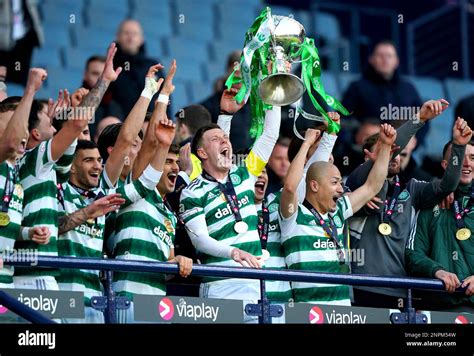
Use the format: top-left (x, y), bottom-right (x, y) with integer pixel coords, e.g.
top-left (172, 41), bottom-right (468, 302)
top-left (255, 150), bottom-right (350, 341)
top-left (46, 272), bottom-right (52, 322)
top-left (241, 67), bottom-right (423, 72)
top-left (306, 161), bottom-right (337, 184)
top-left (306, 161), bottom-right (344, 213)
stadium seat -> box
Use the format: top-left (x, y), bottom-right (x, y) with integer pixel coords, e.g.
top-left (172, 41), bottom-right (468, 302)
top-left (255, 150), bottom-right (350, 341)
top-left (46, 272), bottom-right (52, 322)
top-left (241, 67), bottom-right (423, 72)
top-left (42, 24), bottom-right (72, 49)
top-left (445, 78), bottom-right (474, 106)
top-left (312, 12), bottom-right (341, 43)
top-left (31, 48), bottom-right (62, 68)
top-left (174, 0), bottom-right (216, 23)
top-left (177, 19), bottom-right (215, 42)
top-left (143, 38), bottom-right (167, 60)
top-left (4, 83), bottom-right (25, 97)
top-left (171, 57), bottom-right (206, 83)
top-left (204, 61), bottom-right (225, 84)
top-left (170, 79), bottom-right (191, 116)
top-left (338, 72), bottom-right (360, 96)
top-left (320, 71), bottom-right (340, 100)
top-left (45, 67), bottom-right (83, 92)
top-left (210, 40), bottom-right (242, 64)
top-left (63, 47), bottom-right (97, 70)
top-left (131, 14), bottom-right (173, 38)
top-left (40, 0), bottom-right (84, 26)
top-left (406, 76), bottom-right (445, 102)
top-left (165, 37), bottom-right (210, 62)
top-left (73, 27), bottom-right (115, 53)
top-left (189, 81), bottom-right (214, 104)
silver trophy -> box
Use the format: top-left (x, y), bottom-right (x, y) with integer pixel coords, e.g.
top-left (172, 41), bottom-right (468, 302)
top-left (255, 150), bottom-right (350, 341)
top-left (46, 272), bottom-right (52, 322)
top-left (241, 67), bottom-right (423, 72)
top-left (258, 15), bottom-right (306, 106)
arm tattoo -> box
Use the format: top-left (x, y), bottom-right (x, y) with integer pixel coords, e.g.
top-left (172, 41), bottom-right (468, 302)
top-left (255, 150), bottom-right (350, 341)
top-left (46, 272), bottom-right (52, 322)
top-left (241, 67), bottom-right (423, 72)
top-left (80, 77), bottom-right (109, 111)
top-left (58, 208), bottom-right (88, 235)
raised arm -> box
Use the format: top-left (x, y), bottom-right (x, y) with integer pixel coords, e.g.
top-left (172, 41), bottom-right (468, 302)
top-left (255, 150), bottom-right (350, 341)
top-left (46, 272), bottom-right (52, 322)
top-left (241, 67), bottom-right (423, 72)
top-left (0, 68), bottom-right (46, 163)
top-left (346, 99), bottom-right (449, 190)
top-left (347, 124), bottom-right (396, 213)
top-left (106, 63), bottom-right (164, 185)
top-left (280, 129), bottom-right (320, 219)
top-left (132, 60), bottom-right (176, 181)
top-left (51, 42), bottom-right (122, 161)
top-left (413, 117), bottom-right (471, 210)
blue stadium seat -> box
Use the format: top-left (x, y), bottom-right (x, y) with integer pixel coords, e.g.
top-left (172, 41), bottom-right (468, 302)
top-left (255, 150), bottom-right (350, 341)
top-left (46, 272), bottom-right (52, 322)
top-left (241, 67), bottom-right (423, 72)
top-left (40, 0), bottom-right (84, 26)
top-left (338, 72), bottom-right (360, 96)
top-left (174, 0), bottom-right (216, 23)
top-left (131, 14), bottom-right (173, 38)
top-left (269, 5), bottom-right (295, 16)
top-left (35, 86), bottom-right (61, 101)
top-left (406, 76), bottom-right (445, 102)
top-left (170, 79), bottom-right (191, 115)
top-left (210, 41), bottom-right (241, 63)
top-left (204, 61), bottom-right (225, 84)
top-left (42, 24), bottom-right (72, 49)
top-left (189, 81), bottom-right (214, 103)
top-left (143, 38), bottom-right (166, 60)
top-left (85, 11), bottom-right (129, 32)
top-left (312, 12), bottom-right (341, 43)
top-left (63, 47), bottom-right (97, 70)
top-left (171, 57), bottom-right (206, 83)
top-left (73, 27), bottom-right (115, 53)
top-left (84, 0), bottom-right (129, 18)
top-left (445, 78), bottom-right (474, 106)
top-left (166, 37), bottom-right (210, 62)
top-left (45, 67), bottom-right (83, 92)
top-left (4, 83), bottom-right (25, 97)
top-left (177, 19), bottom-right (215, 42)
top-left (416, 107), bottom-right (454, 160)
top-left (320, 71), bottom-right (340, 100)
top-left (217, 1), bottom-right (257, 30)
top-left (131, 0), bottom-right (172, 17)
top-left (31, 48), bottom-right (62, 68)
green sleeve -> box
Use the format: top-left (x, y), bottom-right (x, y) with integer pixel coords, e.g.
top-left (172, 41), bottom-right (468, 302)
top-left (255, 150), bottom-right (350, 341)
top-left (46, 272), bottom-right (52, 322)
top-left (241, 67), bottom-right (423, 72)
top-left (405, 209), bottom-right (445, 278)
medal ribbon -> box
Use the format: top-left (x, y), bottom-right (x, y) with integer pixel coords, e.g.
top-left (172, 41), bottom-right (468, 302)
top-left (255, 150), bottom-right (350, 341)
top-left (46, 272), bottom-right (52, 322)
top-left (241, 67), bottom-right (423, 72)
top-left (303, 200), bottom-right (345, 264)
top-left (1, 164), bottom-right (18, 213)
top-left (202, 170), bottom-right (244, 225)
top-left (451, 184), bottom-right (474, 229)
top-left (258, 199), bottom-right (270, 250)
top-left (381, 176), bottom-right (403, 225)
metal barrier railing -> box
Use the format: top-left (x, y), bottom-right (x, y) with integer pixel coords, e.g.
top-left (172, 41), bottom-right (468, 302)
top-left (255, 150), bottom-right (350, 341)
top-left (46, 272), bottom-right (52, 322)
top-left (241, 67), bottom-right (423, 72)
top-left (1, 256), bottom-right (466, 324)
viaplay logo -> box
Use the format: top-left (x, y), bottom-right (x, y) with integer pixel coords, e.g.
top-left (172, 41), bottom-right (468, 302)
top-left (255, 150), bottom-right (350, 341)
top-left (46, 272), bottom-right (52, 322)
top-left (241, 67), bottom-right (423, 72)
top-left (455, 315), bottom-right (468, 324)
top-left (158, 297), bottom-right (174, 321)
top-left (0, 304), bottom-right (8, 314)
top-left (309, 306), bottom-right (324, 324)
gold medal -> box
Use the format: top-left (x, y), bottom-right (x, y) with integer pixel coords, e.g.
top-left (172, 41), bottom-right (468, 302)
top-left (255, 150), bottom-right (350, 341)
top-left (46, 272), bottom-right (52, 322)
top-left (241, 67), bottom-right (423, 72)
top-left (0, 212), bottom-right (10, 227)
top-left (456, 228), bottom-right (471, 241)
top-left (378, 223), bottom-right (392, 236)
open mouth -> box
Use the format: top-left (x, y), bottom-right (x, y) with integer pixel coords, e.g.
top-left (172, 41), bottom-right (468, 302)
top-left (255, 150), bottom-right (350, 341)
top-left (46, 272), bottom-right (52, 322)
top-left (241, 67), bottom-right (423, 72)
top-left (220, 147), bottom-right (230, 159)
top-left (255, 181), bottom-right (265, 194)
top-left (167, 172), bottom-right (177, 185)
top-left (332, 194), bottom-right (341, 203)
top-left (89, 172), bottom-right (100, 180)
top-left (462, 169), bottom-right (472, 176)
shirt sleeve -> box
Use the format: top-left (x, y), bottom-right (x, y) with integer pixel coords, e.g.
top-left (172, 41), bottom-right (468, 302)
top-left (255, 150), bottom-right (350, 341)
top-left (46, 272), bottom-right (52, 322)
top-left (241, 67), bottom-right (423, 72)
top-left (245, 106), bottom-right (281, 177)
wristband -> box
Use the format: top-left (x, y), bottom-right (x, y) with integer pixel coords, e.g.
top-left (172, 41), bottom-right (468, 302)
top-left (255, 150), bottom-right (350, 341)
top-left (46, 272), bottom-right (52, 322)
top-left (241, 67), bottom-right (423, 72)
top-left (21, 227), bottom-right (31, 241)
top-left (157, 94), bottom-right (169, 104)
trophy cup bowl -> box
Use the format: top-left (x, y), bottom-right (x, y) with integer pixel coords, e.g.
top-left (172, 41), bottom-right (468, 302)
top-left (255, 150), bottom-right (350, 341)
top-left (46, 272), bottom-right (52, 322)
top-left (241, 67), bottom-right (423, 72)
top-left (258, 15), bottom-right (306, 106)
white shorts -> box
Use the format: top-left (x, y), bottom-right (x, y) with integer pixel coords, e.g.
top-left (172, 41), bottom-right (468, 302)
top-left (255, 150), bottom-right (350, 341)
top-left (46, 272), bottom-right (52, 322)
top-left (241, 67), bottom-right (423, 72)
top-left (13, 276), bottom-right (59, 291)
top-left (200, 278), bottom-right (261, 324)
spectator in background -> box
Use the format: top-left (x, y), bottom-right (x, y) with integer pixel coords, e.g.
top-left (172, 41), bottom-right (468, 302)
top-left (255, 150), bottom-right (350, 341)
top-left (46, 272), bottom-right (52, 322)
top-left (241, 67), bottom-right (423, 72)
top-left (0, 0), bottom-right (43, 85)
top-left (335, 117), bottom-right (380, 177)
top-left (201, 51), bottom-right (252, 151)
top-left (110, 19), bottom-right (164, 119)
top-left (342, 40), bottom-right (424, 142)
top-left (399, 137), bottom-right (431, 181)
top-left (81, 56), bottom-right (122, 137)
top-left (455, 94), bottom-right (474, 129)
top-left (175, 104), bottom-right (212, 146)
top-left (93, 116), bottom-right (121, 143)
top-left (266, 137), bottom-right (290, 196)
